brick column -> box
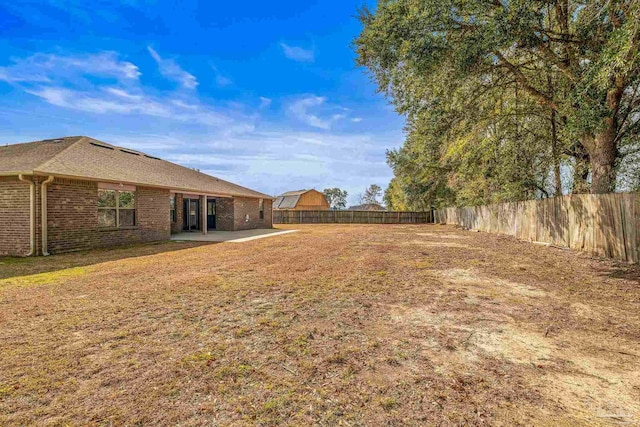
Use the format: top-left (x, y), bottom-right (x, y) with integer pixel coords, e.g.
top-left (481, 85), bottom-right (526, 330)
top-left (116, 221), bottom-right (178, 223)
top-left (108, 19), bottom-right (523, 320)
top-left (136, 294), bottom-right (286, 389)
top-left (201, 195), bottom-right (207, 234)
top-left (171, 193), bottom-right (184, 234)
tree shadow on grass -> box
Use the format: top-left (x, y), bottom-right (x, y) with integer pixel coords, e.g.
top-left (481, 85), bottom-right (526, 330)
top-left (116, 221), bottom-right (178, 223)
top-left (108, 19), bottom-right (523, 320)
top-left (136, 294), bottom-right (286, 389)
top-left (0, 241), bottom-right (217, 280)
top-left (590, 260), bottom-right (640, 285)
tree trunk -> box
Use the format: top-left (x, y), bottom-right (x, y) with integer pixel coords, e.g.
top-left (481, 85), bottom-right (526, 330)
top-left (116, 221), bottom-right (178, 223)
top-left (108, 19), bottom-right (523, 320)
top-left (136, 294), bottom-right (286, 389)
top-left (572, 142), bottom-right (590, 194)
top-left (589, 127), bottom-right (618, 193)
top-left (588, 81), bottom-right (623, 194)
top-left (550, 109), bottom-right (563, 196)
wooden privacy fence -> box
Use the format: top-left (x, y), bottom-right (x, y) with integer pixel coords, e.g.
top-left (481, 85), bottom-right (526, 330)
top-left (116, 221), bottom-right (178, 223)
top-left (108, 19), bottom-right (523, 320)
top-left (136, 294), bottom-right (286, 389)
top-left (434, 193), bottom-right (639, 263)
top-left (273, 210), bottom-right (433, 224)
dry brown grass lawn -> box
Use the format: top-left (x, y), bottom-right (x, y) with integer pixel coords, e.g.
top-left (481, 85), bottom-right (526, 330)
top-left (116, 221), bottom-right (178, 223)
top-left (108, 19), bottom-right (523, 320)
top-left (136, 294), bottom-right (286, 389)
top-left (1, 224), bottom-right (639, 426)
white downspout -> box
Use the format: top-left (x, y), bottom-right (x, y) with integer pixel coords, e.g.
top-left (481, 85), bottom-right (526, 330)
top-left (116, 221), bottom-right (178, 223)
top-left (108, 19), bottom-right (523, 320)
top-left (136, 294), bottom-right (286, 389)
top-left (18, 174), bottom-right (35, 256)
top-left (41, 176), bottom-right (55, 256)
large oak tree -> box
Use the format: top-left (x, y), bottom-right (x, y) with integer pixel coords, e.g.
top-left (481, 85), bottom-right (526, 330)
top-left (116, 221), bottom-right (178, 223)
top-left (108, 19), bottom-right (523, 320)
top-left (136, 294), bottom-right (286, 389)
top-left (355, 0), bottom-right (640, 195)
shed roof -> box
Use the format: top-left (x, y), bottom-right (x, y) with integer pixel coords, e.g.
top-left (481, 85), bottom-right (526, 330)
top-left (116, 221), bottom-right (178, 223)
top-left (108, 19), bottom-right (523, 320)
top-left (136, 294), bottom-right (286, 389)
top-left (0, 136), bottom-right (270, 199)
top-left (279, 189), bottom-right (308, 196)
top-left (273, 194), bottom-right (301, 209)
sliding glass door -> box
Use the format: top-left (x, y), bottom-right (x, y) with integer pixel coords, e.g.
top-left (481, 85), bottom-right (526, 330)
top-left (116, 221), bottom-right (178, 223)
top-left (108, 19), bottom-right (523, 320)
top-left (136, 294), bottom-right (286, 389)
top-left (182, 198), bottom-right (200, 231)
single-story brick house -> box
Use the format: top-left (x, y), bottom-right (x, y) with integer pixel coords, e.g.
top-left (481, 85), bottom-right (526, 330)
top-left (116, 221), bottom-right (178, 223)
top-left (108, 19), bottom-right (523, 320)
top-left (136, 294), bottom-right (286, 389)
top-left (0, 136), bottom-right (273, 256)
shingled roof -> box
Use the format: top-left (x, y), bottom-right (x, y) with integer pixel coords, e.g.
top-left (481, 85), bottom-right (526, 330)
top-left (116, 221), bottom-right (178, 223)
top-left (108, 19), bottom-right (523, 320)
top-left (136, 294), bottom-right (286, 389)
top-left (0, 136), bottom-right (270, 199)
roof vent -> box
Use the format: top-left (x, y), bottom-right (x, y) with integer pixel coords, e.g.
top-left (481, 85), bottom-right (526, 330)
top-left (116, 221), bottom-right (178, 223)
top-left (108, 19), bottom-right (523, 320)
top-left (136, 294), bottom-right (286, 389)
top-left (120, 149), bottom-right (141, 156)
top-left (43, 138), bottom-right (65, 143)
top-left (89, 142), bottom-right (114, 150)
top-left (144, 154), bottom-right (161, 160)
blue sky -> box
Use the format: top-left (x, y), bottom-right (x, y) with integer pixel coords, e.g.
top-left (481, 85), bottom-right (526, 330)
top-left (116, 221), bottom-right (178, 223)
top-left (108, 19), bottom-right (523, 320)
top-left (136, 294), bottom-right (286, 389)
top-left (0, 0), bottom-right (404, 204)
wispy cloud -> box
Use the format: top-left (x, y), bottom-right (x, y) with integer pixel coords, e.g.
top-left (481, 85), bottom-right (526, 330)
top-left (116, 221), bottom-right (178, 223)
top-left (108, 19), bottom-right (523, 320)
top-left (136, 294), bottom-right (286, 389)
top-left (158, 130), bottom-right (393, 202)
top-left (211, 65), bottom-right (232, 87)
top-left (288, 96), bottom-right (330, 129)
top-left (216, 75), bottom-right (232, 86)
top-left (280, 42), bottom-right (314, 63)
top-left (0, 49), bottom-right (256, 132)
top-left (25, 85), bottom-right (252, 130)
top-left (0, 51), bottom-right (140, 83)
top-left (147, 46), bottom-right (198, 89)
top-left (287, 95), bottom-right (347, 130)
top-left (105, 87), bottom-right (142, 100)
top-left (259, 97), bottom-right (272, 109)
top-left (351, 117), bottom-right (363, 123)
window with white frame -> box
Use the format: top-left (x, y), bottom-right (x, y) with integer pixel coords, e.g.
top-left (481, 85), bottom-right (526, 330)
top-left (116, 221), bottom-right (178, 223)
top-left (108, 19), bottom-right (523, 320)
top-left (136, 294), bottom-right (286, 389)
top-left (98, 187), bottom-right (136, 228)
top-left (259, 198), bottom-right (264, 220)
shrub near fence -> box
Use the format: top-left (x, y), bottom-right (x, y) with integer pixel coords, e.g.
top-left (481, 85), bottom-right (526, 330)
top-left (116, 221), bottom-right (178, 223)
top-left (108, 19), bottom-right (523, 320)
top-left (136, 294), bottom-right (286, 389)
top-left (273, 210), bottom-right (432, 224)
top-left (434, 193), bottom-right (639, 264)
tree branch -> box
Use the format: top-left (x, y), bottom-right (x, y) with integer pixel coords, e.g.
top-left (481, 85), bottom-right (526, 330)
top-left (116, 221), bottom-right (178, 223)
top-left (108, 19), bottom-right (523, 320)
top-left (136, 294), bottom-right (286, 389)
top-left (493, 51), bottom-right (559, 111)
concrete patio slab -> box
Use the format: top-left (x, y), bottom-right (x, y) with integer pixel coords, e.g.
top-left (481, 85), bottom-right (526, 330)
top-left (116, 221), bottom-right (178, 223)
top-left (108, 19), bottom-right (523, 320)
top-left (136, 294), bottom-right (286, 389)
top-left (170, 228), bottom-right (298, 243)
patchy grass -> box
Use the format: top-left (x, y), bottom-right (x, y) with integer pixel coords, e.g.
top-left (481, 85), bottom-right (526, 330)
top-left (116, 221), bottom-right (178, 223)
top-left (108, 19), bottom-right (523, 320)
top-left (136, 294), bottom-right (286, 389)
top-left (1, 224), bottom-right (639, 426)
top-left (0, 267), bottom-right (89, 290)
top-left (0, 240), bottom-right (210, 280)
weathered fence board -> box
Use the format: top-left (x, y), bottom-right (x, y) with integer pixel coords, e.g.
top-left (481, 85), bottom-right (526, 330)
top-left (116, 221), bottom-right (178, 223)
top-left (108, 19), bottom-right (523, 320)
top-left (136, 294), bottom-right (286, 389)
top-left (435, 193), bottom-right (639, 264)
top-left (273, 210), bottom-right (432, 225)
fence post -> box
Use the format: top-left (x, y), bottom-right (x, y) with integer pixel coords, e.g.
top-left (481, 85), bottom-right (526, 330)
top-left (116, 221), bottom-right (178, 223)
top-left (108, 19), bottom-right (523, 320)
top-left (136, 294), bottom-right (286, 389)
top-left (635, 194), bottom-right (640, 263)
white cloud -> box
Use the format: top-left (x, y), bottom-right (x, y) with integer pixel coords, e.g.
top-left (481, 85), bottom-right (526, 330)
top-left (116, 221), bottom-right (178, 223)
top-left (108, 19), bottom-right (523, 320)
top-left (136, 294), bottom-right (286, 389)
top-left (287, 95), bottom-right (348, 130)
top-left (0, 52), bottom-right (140, 84)
top-left (157, 130), bottom-right (394, 203)
top-left (25, 86), bottom-right (248, 128)
top-left (280, 42), bottom-right (314, 62)
top-left (259, 97), bottom-right (272, 109)
top-left (0, 49), bottom-right (258, 132)
top-left (351, 117), bottom-right (363, 123)
top-left (216, 75), bottom-right (232, 87)
top-left (105, 88), bottom-right (142, 100)
top-left (288, 96), bottom-right (331, 129)
top-left (171, 99), bottom-right (199, 110)
top-left (26, 87), bottom-right (170, 115)
top-left (0, 50), bottom-right (241, 128)
top-left (147, 46), bottom-right (198, 89)
top-left (211, 65), bottom-right (232, 87)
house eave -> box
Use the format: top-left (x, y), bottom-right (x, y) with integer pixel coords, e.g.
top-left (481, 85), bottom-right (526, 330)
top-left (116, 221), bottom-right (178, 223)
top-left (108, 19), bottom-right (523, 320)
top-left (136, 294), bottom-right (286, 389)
top-left (29, 170), bottom-right (269, 199)
top-left (0, 171), bottom-right (35, 177)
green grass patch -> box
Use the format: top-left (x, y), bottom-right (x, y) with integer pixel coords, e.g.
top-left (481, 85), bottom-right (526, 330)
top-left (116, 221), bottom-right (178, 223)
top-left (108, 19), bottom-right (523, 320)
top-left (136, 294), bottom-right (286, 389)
top-left (0, 267), bottom-right (89, 290)
top-left (379, 397), bottom-right (398, 411)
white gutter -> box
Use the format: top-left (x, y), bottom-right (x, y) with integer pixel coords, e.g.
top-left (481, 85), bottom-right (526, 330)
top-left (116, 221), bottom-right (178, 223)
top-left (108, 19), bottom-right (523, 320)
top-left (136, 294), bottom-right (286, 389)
top-left (41, 175), bottom-right (55, 256)
top-left (18, 174), bottom-right (36, 256)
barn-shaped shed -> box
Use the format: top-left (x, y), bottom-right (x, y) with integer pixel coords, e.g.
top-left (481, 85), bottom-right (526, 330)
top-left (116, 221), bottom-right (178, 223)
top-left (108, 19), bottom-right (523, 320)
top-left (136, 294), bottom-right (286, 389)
top-left (273, 189), bottom-right (330, 210)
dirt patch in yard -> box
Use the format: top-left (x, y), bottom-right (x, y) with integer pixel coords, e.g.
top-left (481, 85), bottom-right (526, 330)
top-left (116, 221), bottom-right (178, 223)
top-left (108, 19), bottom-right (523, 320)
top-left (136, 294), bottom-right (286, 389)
top-left (1, 224), bottom-right (639, 426)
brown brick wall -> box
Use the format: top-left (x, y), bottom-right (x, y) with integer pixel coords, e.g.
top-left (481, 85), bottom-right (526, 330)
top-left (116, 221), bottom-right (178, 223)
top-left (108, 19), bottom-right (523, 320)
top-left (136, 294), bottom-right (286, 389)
top-left (264, 199), bottom-right (273, 228)
top-left (46, 178), bottom-right (170, 254)
top-left (0, 177), bottom-right (31, 256)
top-left (216, 197), bottom-right (235, 231)
top-left (233, 197), bottom-right (272, 230)
top-left (136, 186), bottom-right (171, 241)
top-left (210, 196), bottom-right (271, 231)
